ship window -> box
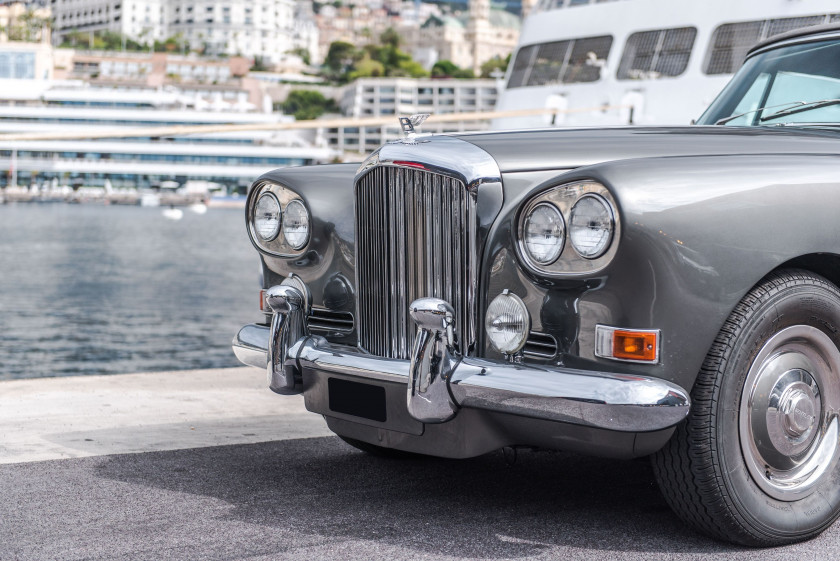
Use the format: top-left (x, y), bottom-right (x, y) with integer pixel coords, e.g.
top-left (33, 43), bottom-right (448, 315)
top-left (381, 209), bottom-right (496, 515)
top-left (618, 27), bottom-right (696, 80)
top-left (507, 35), bottom-right (612, 88)
top-left (704, 16), bottom-right (825, 75)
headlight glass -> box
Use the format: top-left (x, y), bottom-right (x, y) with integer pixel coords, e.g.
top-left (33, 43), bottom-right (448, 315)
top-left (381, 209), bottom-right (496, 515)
top-left (523, 203), bottom-right (565, 265)
top-left (282, 199), bottom-right (310, 250)
top-left (569, 194), bottom-right (614, 259)
top-left (254, 193), bottom-right (281, 241)
top-left (485, 291), bottom-right (530, 355)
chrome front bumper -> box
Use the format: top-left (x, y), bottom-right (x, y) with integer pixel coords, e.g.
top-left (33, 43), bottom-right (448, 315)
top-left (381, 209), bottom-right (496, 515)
top-left (233, 290), bottom-right (690, 434)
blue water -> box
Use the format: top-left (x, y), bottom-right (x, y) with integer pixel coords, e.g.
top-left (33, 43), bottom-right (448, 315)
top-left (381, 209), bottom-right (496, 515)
top-left (0, 203), bottom-right (261, 380)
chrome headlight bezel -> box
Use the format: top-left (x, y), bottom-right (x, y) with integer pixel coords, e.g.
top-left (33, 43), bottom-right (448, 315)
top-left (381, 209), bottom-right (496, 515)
top-left (516, 180), bottom-right (620, 276)
top-left (247, 180), bottom-right (310, 256)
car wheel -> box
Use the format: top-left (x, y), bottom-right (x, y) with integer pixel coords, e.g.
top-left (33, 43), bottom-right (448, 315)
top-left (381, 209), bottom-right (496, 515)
top-left (337, 435), bottom-right (425, 458)
top-left (653, 269), bottom-right (840, 546)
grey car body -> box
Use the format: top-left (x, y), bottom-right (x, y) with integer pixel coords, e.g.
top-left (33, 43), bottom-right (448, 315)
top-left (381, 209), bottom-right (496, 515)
top-left (235, 25), bottom-right (840, 545)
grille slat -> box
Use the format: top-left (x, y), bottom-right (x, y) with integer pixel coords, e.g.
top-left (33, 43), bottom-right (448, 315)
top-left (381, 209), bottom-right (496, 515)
top-left (523, 332), bottom-right (559, 359)
top-left (356, 166), bottom-right (475, 359)
top-left (308, 307), bottom-right (355, 334)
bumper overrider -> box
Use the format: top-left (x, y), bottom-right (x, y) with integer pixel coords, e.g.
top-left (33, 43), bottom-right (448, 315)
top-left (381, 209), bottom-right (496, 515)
top-left (233, 285), bottom-right (691, 454)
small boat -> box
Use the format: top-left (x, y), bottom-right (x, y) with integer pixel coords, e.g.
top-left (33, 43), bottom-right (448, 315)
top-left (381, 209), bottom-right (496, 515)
top-left (188, 203), bottom-right (208, 214)
top-left (140, 193), bottom-right (161, 207)
top-left (162, 207), bottom-right (183, 220)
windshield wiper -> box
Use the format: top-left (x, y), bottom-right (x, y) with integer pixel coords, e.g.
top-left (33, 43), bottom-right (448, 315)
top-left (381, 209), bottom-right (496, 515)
top-left (714, 101), bottom-right (803, 125)
top-left (768, 122), bottom-right (840, 128)
top-left (759, 98), bottom-right (840, 122)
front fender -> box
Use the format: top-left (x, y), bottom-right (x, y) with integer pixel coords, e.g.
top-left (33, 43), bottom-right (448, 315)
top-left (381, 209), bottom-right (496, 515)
top-left (482, 153), bottom-right (840, 393)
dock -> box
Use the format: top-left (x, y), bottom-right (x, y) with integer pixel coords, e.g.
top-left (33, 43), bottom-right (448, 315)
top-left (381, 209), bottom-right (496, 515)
top-left (3, 368), bottom-right (840, 559)
top-left (0, 367), bottom-right (331, 465)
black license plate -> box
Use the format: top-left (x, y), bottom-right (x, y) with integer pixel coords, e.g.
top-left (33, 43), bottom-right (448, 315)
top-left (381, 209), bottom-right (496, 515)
top-left (328, 378), bottom-right (387, 422)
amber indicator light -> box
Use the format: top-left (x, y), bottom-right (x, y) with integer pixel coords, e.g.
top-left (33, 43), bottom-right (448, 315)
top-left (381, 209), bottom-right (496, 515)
top-left (259, 289), bottom-right (267, 312)
top-left (613, 330), bottom-right (658, 362)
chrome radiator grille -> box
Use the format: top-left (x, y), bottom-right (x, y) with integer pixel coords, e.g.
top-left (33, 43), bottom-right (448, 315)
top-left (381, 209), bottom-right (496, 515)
top-left (355, 165), bottom-right (476, 359)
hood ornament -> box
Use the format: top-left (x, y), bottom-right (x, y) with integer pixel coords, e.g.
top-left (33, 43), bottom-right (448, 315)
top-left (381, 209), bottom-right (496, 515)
top-left (396, 113), bottom-right (430, 144)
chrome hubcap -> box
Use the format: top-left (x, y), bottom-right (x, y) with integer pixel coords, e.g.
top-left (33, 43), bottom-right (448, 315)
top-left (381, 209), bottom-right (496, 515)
top-left (739, 325), bottom-right (840, 501)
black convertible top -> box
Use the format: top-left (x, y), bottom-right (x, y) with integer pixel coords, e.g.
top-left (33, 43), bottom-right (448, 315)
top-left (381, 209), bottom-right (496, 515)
top-left (747, 23), bottom-right (840, 57)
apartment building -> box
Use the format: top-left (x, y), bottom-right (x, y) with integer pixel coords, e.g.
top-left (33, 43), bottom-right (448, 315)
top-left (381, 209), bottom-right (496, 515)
top-left (51, 0), bottom-right (317, 65)
top-left (324, 77), bottom-right (498, 154)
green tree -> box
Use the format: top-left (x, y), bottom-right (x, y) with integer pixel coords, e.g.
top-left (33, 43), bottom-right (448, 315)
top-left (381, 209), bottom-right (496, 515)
top-left (363, 43), bottom-right (428, 78)
top-left (348, 56), bottom-right (385, 79)
top-left (279, 90), bottom-right (339, 120)
top-left (396, 58), bottom-right (428, 78)
top-left (380, 27), bottom-right (401, 49)
top-left (480, 54), bottom-right (511, 78)
top-left (323, 34), bottom-right (428, 82)
top-left (60, 29), bottom-right (146, 51)
top-left (286, 47), bottom-right (311, 66)
top-left (8, 10), bottom-right (51, 43)
top-left (324, 41), bottom-right (359, 78)
top-left (153, 34), bottom-right (186, 53)
top-left (431, 60), bottom-right (474, 79)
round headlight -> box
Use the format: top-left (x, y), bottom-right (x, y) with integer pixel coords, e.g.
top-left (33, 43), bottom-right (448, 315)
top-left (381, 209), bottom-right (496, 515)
top-left (254, 192), bottom-right (281, 241)
top-left (569, 194), bottom-right (614, 259)
top-left (282, 199), bottom-right (310, 250)
top-left (523, 203), bottom-right (565, 264)
top-left (485, 291), bottom-right (530, 355)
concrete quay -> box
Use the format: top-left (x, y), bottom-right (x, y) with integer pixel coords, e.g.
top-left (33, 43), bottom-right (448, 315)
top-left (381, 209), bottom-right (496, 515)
top-left (0, 367), bottom-right (331, 465)
top-left (2, 368), bottom-right (840, 560)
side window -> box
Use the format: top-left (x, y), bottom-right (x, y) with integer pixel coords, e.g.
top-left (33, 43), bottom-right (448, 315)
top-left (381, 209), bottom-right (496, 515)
top-left (507, 45), bottom-right (537, 88)
top-left (530, 40), bottom-right (571, 86)
top-left (617, 27), bottom-right (696, 80)
top-left (705, 16), bottom-right (825, 75)
top-left (506, 35), bottom-right (612, 89)
top-left (564, 35), bottom-right (612, 83)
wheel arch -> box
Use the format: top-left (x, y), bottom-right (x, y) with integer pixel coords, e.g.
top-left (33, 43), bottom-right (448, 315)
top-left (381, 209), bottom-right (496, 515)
top-left (771, 253), bottom-right (840, 291)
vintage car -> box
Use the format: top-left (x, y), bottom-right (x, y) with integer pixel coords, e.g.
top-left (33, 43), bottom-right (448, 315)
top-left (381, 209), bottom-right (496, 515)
top-left (234, 25), bottom-right (840, 546)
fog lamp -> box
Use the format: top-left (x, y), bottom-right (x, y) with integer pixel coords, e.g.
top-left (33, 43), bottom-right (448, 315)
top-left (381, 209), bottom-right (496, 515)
top-left (485, 290), bottom-right (530, 355)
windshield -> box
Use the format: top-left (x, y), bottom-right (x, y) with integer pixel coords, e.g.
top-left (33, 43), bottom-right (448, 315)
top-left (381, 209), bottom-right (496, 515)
top-left (697, 38), bottom-right (840, 126)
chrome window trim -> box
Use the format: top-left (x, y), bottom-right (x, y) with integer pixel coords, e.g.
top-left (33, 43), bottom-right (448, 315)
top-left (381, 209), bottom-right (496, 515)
top-left (246, 180), bottom-right (309, 257)
top-left (516, 180), bottom-right (620, 277)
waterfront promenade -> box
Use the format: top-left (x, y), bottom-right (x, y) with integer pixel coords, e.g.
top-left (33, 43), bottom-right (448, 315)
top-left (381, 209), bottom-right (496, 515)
top-left (0, 367), bottom-right (330, 464)
top-left (2, 368), bottom-right (839, 560)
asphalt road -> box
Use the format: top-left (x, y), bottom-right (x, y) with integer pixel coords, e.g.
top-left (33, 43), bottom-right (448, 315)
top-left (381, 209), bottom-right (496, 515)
top-left (2, 435), bottom-right (837, 561)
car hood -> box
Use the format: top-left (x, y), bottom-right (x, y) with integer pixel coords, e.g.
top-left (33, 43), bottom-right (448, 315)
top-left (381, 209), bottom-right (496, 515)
top-left (452, 126), bottom-right (840, 173)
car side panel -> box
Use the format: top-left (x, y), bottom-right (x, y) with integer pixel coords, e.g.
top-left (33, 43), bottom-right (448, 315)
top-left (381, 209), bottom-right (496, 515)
top-left (481, 153), bottom-right (840, 392)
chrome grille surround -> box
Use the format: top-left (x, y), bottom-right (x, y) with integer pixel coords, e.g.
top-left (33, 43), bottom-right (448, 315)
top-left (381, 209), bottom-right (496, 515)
top-left (353, 136), bottom-right (503, 360)
top-left (356, 166), bottom-right (476, 359)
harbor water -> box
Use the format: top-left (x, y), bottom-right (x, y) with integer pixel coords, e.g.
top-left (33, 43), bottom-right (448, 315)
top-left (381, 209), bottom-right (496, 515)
top-left (0, 203), bottom-right (260, 380)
